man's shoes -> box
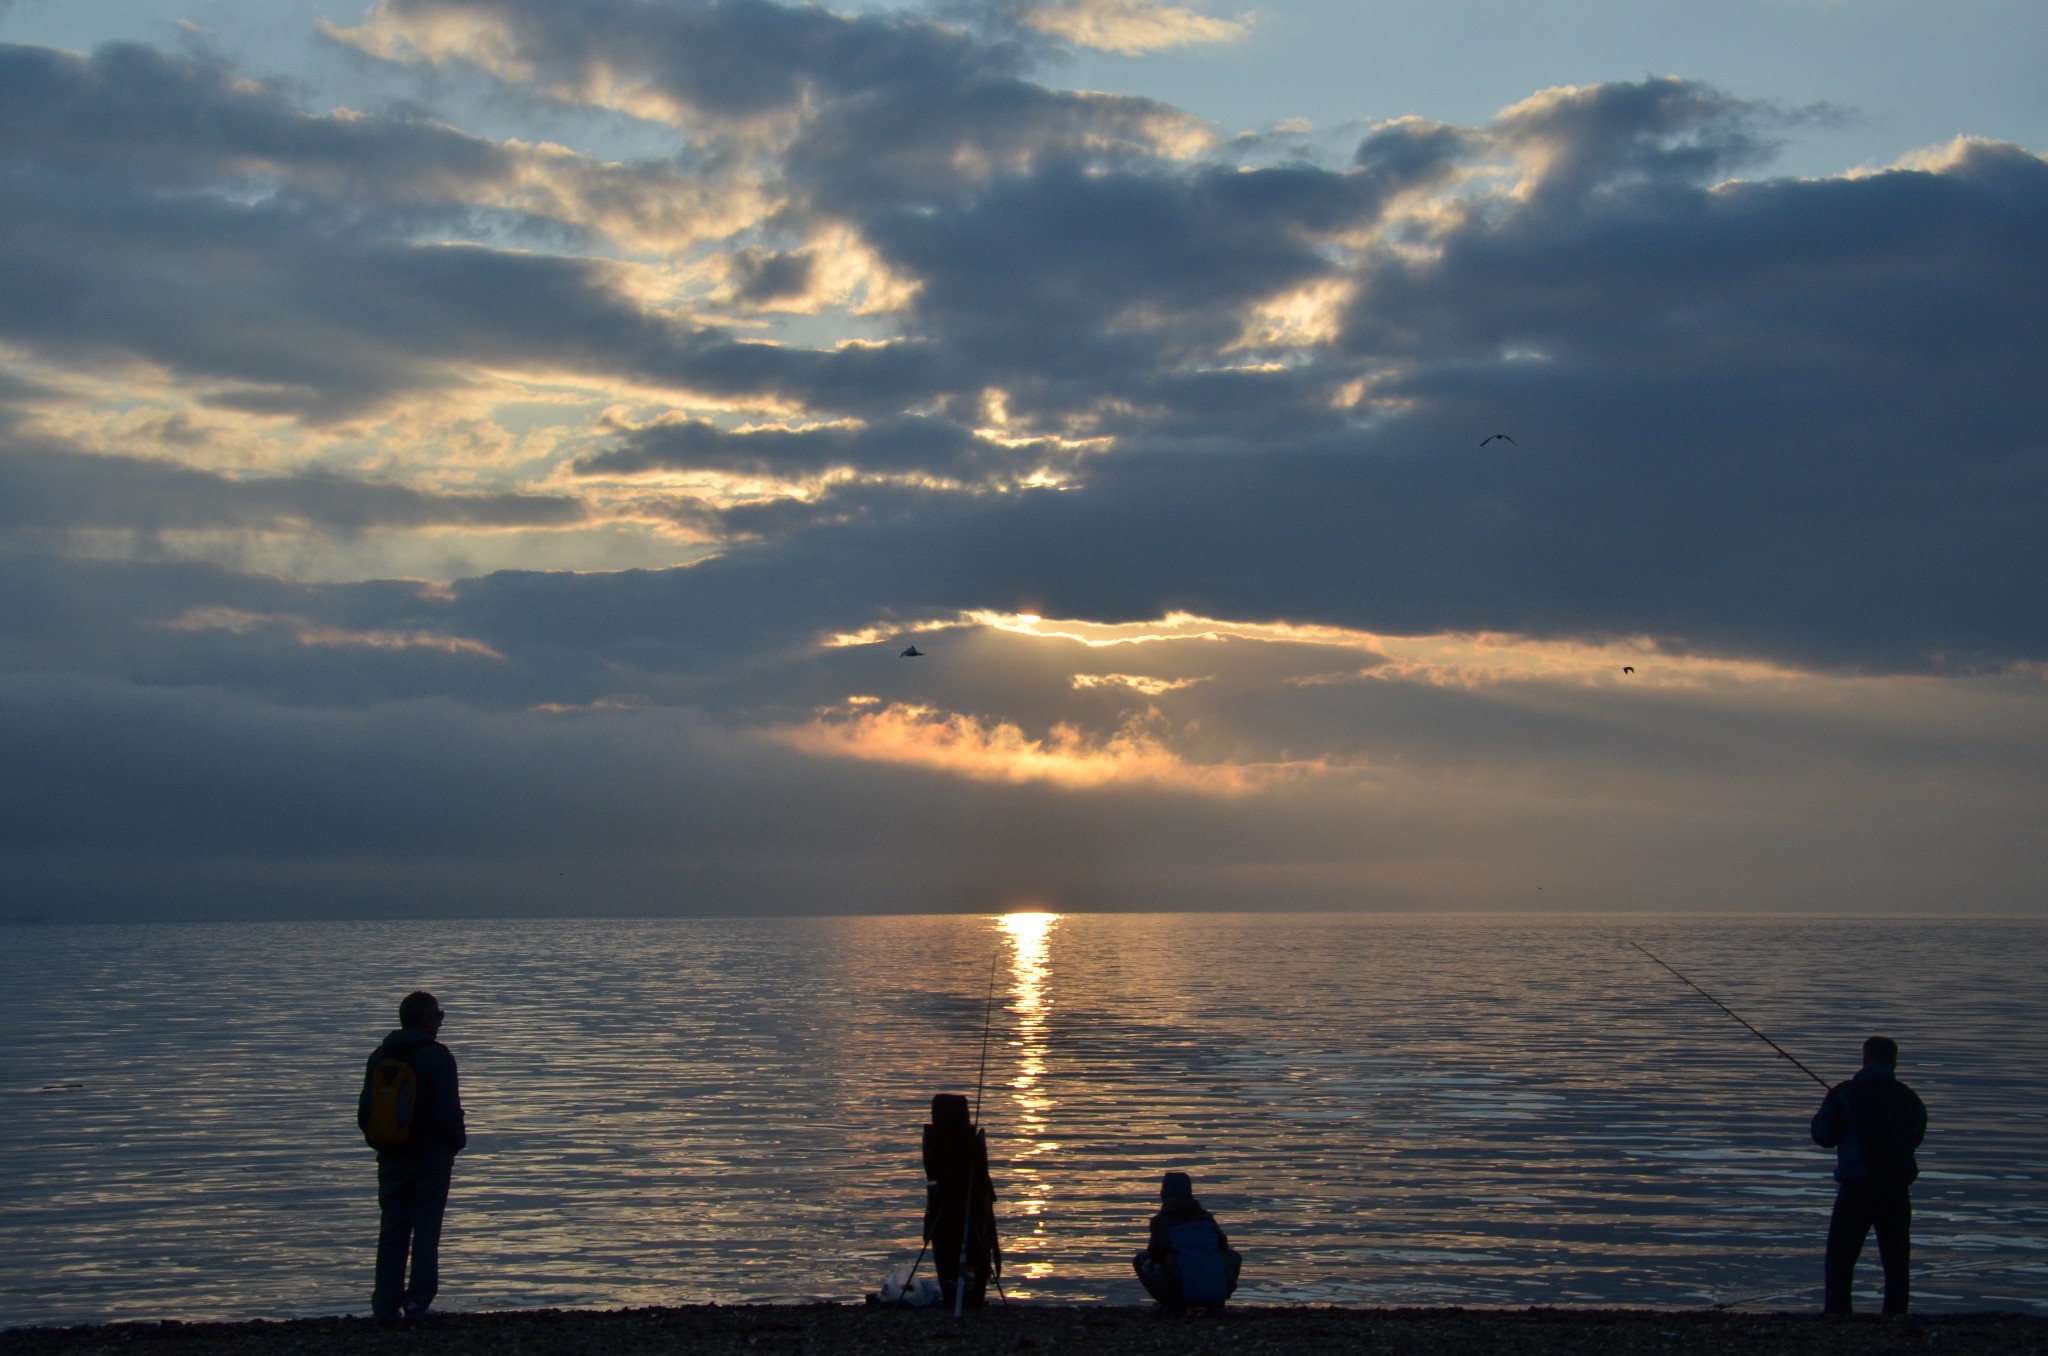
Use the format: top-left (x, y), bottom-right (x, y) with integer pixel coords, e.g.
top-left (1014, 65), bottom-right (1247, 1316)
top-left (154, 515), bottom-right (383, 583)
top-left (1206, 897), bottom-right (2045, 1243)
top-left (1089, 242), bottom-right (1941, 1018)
top-left (403, 1302), bottom-right (439, 1324)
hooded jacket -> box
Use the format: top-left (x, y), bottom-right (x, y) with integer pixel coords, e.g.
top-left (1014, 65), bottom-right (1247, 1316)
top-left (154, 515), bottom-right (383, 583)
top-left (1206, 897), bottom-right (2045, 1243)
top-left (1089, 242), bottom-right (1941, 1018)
top-left (1145, 1195), bottom-right (1230, 1267)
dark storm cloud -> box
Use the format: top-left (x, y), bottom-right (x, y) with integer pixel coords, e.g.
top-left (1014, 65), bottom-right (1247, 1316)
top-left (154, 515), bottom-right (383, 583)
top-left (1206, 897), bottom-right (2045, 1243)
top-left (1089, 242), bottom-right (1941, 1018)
top-left (0, 152), bottom-right (796, 419)
top-left (0, 439), bottom-right (584, 536)
top-left (576, 414), bottom-right (1041, 481)
top-left (0, 41), bottom-right (508, 197)
top-left (857, 161), bottom-right (1355, 367)
top-left (333, 0), bottom-right (1028, 121)
top-left (1, 0), bottom-right (2045, 924)
top-left (730, 248), bottom-right (815, 304)
top-left (0, 173), bottom-right (601, 415)
top-left (1485, 78), bottom-right (1788, 199)
top-left (697, 81), bottom-right (2046, 670)
top-left (336, 0), bottom-right (1211, 210)
top-left (8, 19), bottom-right (2045, 667)
top-left (0, 40), bottom-right (801, 419)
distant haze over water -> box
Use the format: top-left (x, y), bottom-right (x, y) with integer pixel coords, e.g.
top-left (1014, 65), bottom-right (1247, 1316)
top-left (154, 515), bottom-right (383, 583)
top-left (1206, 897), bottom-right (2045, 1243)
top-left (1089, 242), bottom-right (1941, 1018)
top-left (2, 914), bottom-right (2043, 1325)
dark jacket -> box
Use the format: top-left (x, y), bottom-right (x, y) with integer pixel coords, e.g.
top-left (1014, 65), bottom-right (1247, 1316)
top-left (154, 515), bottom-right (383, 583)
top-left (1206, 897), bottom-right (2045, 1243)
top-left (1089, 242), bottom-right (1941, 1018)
top-left (359, 1027), bottom-right (467, 1165)
top-left (1145, 1197), bottom-right (1230, 1267)
top-left (1811, 1065), bottom-right (1925, 1186)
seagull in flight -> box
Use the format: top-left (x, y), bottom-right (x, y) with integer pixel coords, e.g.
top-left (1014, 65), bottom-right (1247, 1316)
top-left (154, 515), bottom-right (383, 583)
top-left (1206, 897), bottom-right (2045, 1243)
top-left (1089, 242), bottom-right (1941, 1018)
top-left (900, 645), bottom-right (924, 658)
top-left (1479, 434), bottom-right (1515, 447)
top-left (1622, 665), bottom-right (1635, 675)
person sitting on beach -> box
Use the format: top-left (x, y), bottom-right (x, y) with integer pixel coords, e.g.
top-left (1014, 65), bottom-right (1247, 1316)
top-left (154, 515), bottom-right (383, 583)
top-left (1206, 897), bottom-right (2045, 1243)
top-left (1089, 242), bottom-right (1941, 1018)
top-left (922, 1093), bottom-right (1001, 1310)
top-left (358, 991), bottom-right (467, 1323)
top-left (1811, 1035), bottom-right (1927, 1316)
top-left (1133, 1171), bottom-right (1241, 1314)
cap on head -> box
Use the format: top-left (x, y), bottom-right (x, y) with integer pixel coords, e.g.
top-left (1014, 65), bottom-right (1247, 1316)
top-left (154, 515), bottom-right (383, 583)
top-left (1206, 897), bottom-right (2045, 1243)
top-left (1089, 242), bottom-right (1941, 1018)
top-left (1161, 1171), bottom-right (1194, 1204)
top-left (1862, 1035), bottom-right (1899, 1068)
top-left (399, 990), bottom-right (443, 1030)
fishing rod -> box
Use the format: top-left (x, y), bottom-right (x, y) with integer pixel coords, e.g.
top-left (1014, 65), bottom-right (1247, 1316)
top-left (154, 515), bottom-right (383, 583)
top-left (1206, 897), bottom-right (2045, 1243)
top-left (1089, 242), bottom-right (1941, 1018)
top-left (1630, 942), bottom-right (1830, 1090)
top-left (973, 948), bottom-right (1000, 1124)
top-left (956, 947), bottom-right (1004, 1317)
top-left (906, 950), bottom-right (1004, 1312)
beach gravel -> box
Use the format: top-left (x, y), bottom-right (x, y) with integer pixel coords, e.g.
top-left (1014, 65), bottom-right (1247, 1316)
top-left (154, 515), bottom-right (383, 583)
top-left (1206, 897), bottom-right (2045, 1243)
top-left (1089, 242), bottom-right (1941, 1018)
top-left (5, 1307), bottom-right (2044, 1356)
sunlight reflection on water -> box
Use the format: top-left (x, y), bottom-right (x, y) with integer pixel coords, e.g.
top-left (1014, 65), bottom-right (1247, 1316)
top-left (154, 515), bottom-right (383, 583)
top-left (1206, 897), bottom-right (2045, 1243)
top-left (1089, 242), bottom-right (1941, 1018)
top-left (0, 913), bottom-right (2043, 1325)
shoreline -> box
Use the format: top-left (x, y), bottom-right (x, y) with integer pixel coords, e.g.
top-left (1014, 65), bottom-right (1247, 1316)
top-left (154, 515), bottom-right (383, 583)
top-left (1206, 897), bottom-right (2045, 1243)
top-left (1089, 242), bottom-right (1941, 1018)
top-left (5, 1306), bottom-right (2046, 1356)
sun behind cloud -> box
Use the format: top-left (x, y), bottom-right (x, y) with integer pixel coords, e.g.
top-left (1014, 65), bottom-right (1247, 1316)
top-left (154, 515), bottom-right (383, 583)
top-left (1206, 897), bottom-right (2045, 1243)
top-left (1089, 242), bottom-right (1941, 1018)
top-left (765, 700), bottom-right (1332, 794)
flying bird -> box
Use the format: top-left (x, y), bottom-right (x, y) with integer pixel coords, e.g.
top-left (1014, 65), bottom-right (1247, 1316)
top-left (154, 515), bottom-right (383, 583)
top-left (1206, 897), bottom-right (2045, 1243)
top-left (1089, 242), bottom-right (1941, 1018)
top-left (1622, 666), bottom-right (1635, 675)
top-left (1479, 434), bottom-right (1515, 447)
top-left (900, 645), bottom-right (924, 658)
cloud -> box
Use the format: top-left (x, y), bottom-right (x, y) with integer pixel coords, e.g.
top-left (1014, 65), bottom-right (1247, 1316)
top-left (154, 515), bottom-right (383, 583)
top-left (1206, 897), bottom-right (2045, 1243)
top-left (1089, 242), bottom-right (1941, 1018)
top-left (571, 413), bottom-right (1082, 488)
top-left (1, 3), bottom-right (2044, 917)
top-left (0, 438), bottom-right (585, 538)
top-left (162, 606), bottom-right (506, 659)
top-left (327, 0), bottom-right (1214, 210)
top-left (325, 0), bottom-right (1022, 126)
top-left (0, 42), bottom-right (760, 250)
top-left (766, 697), bottom-right (1332, 793)
top-left (1013, 0), bottom-right (1250, 54)
top-left (1071, 672), bottom-right (1203, 694)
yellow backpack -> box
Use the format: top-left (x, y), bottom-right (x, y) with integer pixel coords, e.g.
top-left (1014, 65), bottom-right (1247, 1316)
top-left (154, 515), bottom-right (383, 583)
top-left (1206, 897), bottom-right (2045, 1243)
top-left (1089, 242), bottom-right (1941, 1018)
top-left (363, 1050), bottom-right (419, 1150)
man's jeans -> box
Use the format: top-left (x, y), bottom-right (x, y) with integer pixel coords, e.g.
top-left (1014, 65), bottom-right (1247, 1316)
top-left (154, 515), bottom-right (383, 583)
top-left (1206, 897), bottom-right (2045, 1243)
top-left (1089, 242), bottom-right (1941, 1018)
top-left (1824, 1180), bottom-right (1911, 1315)
top-left (374, 1160), bottom-right (453, 1319)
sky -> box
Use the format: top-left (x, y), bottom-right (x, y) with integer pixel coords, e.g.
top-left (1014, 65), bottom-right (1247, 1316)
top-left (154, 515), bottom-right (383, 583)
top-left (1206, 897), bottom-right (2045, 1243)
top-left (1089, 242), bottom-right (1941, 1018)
top-left (1, 0), bottom-right (2044, 921)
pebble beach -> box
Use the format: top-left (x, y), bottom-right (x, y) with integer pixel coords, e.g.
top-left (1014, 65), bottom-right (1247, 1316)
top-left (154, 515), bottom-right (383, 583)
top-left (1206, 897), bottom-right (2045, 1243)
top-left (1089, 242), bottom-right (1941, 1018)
top-left (6, 1307), bottom-right (2047, 1356)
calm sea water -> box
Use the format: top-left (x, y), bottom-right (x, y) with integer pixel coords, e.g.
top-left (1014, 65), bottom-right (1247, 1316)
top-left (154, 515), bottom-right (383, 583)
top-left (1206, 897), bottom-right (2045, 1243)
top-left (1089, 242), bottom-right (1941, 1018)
top-left (1, 913), bottom-right (2043, 1326)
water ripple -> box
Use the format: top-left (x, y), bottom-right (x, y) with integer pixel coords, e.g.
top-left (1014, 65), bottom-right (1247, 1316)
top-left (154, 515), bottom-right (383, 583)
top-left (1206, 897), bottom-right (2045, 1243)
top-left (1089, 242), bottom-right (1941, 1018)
top-left (0, 914), bottom-right (2042, 1323)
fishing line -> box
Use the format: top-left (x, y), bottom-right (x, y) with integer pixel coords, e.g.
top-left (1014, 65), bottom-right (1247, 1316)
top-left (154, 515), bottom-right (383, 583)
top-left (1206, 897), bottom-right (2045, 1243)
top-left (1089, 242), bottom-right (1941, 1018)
top-left (1710, 1255), bottom-right (2042, 1310)
top-left (1630, 942), bottom-right (1830, 1090)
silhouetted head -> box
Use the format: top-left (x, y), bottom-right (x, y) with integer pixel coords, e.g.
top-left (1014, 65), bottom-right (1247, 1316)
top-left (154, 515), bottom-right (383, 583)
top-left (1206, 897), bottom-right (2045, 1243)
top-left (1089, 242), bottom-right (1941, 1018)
top-left (1862, 1036), bottom-right (1899, 1069)
top-left (1161, 1171), bottom-right (1194, 1205)
top-left (399, 991), bottom-right (445, 1032)
top-left (931, 1093), bottom-right (971, 1130)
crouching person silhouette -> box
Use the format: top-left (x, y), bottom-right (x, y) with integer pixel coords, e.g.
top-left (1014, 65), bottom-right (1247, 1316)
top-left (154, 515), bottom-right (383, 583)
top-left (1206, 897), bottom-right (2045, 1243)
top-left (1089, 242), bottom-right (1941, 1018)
top-left (1133, 1171), bottom-right (1241, 1314)
top-left (922, 1094), bottom-right (1001, 1310)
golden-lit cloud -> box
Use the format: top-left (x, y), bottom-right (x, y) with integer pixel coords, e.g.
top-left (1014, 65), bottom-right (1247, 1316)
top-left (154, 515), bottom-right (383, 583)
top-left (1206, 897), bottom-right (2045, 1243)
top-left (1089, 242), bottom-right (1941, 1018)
top-left (1020, 0), bottom-right (1250, 53)
top-left (930, 610), bottom-right (1809, 691)
top-left (1230, 277), bottom-right (1355, 351)
top-left (821, 619), bottom-right (961, 648)
top-left (1071, 672), bottom-right (1204, 694)
top-left (162, 607), bottom-right (505, 658)
top-left (324, 8), bottom-right (698, 125)
top-left (764, 700), bottom-right (1333, 793)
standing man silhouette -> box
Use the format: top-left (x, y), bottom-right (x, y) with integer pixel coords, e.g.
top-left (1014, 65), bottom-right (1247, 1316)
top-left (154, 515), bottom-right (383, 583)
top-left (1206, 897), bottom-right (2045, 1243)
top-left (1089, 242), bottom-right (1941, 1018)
top-left (359, 991), bottom-right (467, 1322)
top-left (1811, 1035), bottom-right (1927, 1315)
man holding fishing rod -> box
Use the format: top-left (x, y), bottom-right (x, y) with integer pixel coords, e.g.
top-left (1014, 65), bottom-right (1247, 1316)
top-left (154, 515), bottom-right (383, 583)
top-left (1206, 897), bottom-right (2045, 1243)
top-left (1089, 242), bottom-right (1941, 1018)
top-left (1631, 947), bottom-right (1929, 1317)
top-left (1812, 1036), bottom-right (1927, 1316)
